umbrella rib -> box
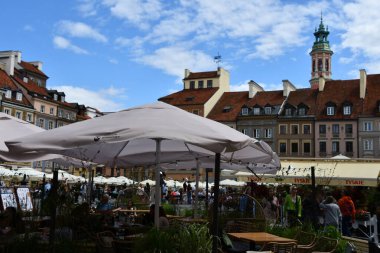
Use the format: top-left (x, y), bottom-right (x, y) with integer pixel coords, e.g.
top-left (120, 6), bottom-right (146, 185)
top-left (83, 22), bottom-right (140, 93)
top-left (112, 141), bottom-right (130, 166)
top-left (245, 165), bottom-right (261, 180)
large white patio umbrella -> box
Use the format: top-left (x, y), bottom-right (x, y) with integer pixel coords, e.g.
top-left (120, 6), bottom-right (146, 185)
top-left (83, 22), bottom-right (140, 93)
top-left (0, 112), bottom-right (45, 161)
top-left (5, 101), bottom-right (255, 251)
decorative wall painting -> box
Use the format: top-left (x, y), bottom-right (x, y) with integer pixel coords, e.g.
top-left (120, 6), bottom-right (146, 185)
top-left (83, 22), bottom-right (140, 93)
top-left (16, 187), bottom-right (33, 211)
top-left (0, 187), bottom-right (17, 210)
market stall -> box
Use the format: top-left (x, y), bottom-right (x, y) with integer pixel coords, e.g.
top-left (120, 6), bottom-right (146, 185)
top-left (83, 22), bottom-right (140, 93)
top-left (239, 160), bottom-right (380, 187)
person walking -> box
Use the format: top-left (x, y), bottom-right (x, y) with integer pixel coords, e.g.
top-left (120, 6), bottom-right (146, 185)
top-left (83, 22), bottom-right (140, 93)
top-left (262, 187), bottom-right (279, 224)
top-left (283, 185), bottom-right (302, 227)
top-left (320, 195), bottom-right (342, 229)
top-left (338, 190), bottom-right (356, 236)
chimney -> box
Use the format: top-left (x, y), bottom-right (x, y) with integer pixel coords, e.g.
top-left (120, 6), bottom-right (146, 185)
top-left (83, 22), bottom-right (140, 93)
top-left (318, 77), bottom-right (325, 91)
top-left (15, 51), bottom-right (22, 64)
top-left (360, 69), bottom-right (367, 99)
top-left (248, 80), bottom-right (264, 98)
top-left (0, 51), bottom-right (18, 76)
top-left (282, 80), bottom-right (296, 97)
top-left (184, 69), bottom-right (190, 78)
top-left (29, 61), bottom-right (43, 70)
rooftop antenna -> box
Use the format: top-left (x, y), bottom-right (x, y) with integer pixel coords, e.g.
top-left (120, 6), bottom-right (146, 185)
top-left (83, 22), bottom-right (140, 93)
top-left (214, 52), bottom-right (222, 67)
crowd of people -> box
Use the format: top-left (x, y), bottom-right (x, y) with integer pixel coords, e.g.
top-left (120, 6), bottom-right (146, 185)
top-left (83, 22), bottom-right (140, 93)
top-left (249, 184), bottom-right (368, 237)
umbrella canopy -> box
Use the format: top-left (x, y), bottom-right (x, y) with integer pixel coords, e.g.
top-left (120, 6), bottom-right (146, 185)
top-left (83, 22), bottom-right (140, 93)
top-left (140, 179), bottom-right (156, 186)
top-left (0, 113), bottom-right (44, 152)
top-left (6, 102), bottom-right (252, 164)
top-left (0, 166), bottom-right (19, 177)
top-left (0, 112), bottom-right (47, 161)
top-left (219, 179), bottom-right (246, 187)
top-left (13, 167), bottom-right (47, 181)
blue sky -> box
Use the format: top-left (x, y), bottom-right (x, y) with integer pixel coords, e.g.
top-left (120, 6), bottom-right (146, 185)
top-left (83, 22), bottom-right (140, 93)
top-left (1, 0), bottom-right (380, 112)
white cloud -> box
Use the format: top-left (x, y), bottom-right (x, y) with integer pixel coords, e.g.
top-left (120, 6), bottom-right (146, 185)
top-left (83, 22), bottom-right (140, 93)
top-left (77, 0), bottom-right (98, 17)
top-left (340, 1), bottom-right (380, 63)
top-left (23, 25), bottom-right (34, 32)
top-left (53, 36), bottom-right (89, 55)
top-left (230, 83), bottom-right (248, 92)
top-left (50, 85), bottom-right (125, 112)
top-left (115, 36), bottom-right (146, 55)
top-left (108, 58), bottom-right (119, 64)
top-left (102, 85), bottom-right (126, 97)
top-left (56, 20), bottom-right (108, 43)
top-left (137, 46), bottom-right (216, 81)
top-left (102, 0), bottom-right (162, 29)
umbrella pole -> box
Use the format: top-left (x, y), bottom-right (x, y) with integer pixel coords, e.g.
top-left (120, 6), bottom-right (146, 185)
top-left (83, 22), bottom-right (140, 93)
top-left (49, 168), bottom-right (58, 253)
top-left (154, 139), bottom-right (162, 229)
top-left (212, 153), bottom-right (221, 253)
top-left (194, 159), bottom-right (200, 217)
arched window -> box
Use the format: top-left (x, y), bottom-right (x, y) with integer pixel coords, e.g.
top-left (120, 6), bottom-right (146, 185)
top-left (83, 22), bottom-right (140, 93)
top-left (318, 59), bottom-right (323, 71)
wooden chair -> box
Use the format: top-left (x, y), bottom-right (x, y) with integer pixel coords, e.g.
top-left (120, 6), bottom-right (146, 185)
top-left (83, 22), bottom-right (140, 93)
top-left (260, 242), bottom-right (298, 253)
top-left (297, 236), bottom-right (338, 253)
top-left (294, 231), bottom-right (317, 253)
top-left (310, 236), bottom-right (338, 253)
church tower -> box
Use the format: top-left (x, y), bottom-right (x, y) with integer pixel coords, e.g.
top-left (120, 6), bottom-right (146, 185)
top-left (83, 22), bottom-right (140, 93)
top-left (310, 15), bottom-right (333, 89)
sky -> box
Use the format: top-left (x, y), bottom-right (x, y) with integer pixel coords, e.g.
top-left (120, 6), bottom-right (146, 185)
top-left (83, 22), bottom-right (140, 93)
top-left (1, 0), bottom-right (380, 112)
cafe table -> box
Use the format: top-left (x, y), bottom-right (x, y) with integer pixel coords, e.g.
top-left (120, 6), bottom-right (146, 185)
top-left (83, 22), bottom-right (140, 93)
top-left (228, 232), bottom-right (296, 250)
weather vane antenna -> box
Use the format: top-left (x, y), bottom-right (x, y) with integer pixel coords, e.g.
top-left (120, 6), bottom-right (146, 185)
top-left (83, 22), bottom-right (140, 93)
top-left (214, 52), bottom-right (222, 67)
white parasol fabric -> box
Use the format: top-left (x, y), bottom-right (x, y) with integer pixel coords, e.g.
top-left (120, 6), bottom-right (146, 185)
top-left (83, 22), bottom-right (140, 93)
top-left (219, 179), bottom-right (246, 187)
top-left (0, 166), bottom-right (19, 177)
top-left (5, 102), bottom-right (252, 164)
top-left (0, 113), bottom-right (44, 152)
top-left (140, 179), bottom-right (156, 186)
top-left (13, 167), bottom-right (47, 181)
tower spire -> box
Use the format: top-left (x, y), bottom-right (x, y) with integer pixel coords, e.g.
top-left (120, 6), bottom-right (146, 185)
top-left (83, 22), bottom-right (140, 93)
top-left (309, 14), bottom-right (333, 89)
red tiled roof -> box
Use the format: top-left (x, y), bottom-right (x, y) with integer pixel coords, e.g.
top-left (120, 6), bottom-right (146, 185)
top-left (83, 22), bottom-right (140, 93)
top-left (285, 88), bottom-right (318, 115)
top-left (0, 69), bottom-right (18, 90)
top-left (20, 61), bottom-right (48, 77)
top-left (0, 69), bottom-right (33, 108)
top-left (246, 90), bottom-right (285, 107)
top-left (158, 88), bottom-right (218, 105)
top-left (77, 114), bottom-right (92, 120)
top-left (12, 75), bottom-right (50, 97)
top-left (184, 71), bottom-right (218, 80)
top-left (208, 91), bottom-right (249, 121)
top-left (362, 74), bottom-right (380, 116)
top-left (315, 79), bottom-right (362, 120)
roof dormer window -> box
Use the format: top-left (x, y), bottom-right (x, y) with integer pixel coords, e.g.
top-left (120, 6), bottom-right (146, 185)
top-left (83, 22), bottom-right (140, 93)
top-left (343, 105), bottom-right (352, 115)
top-left (5, 90), bottom-right (11, 99)
top-left (198, 80), bottom-right (204, 89)
top-left (264, 107), bottom-right (271, 115)
top-left (223, 106), bottom-right (232, 113)
top-left (54, 94), bottom-right (58, 101)
top-left (16, 92), bottom-right (22, 101)
top-left (298, 107), bottom-right (306, 116)
top-left (61, 96), bottom-right (65, 102)
top-left (253, 107), bottom-right (260, 115)
top-left (327, 106), bottom-right (335, 115)
top-left (185, 96), bottom-right (194, 101)
top-left (285, 108), bottom-right (292, 116)
top-left (241, 107), bottom-right (248, 116)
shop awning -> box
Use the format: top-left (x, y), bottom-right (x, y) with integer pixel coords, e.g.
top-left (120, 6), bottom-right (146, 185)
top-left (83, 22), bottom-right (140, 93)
top-left (239, 160), bottom-right (380, 187)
